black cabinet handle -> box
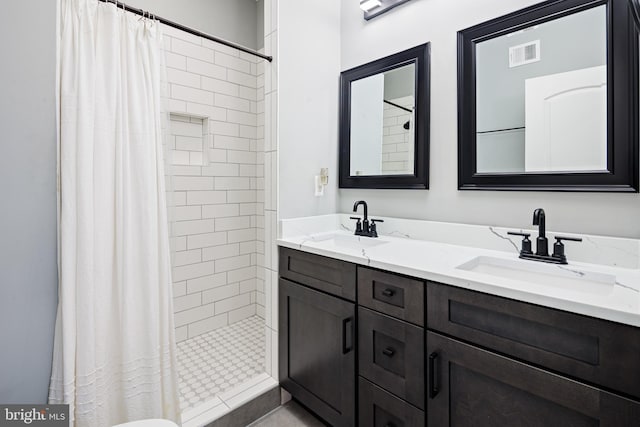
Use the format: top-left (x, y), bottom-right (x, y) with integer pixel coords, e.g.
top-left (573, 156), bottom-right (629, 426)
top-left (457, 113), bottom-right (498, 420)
top-left (382, 288), bottom-right (396, 297)
top-left (429, 352), bottom-right (439, 398)
top-left (384, 423), bottom-right (396, 427)
top-left (382, 347), bottom-right (396, 357)
top-left (342, 317), bottom-right (353, 354)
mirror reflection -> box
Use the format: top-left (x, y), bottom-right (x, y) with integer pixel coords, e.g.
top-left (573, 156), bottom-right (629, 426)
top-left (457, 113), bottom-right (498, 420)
top-left (475, 5), bottom-right (607, 174)
top-left (349, 63), bottom-right (416, 176)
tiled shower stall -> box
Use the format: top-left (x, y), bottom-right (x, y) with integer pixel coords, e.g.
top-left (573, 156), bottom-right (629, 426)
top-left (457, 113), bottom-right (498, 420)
top-left (164, 33), bottom-right (265, 343)
top-left (157, 0), bottom-right (280, 417)
top-left (382, 95), bottom-right (414, 174)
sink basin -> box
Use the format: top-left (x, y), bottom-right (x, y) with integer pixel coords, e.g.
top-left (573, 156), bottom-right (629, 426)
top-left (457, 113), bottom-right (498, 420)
top-left (457, 256), bottom-right (616, 295)
top-left (309, 233), bottom-right (389, 250)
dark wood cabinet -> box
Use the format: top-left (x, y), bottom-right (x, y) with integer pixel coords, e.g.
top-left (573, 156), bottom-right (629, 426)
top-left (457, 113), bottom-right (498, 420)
top-left (279, 278), bottom-right (356, 427)
top-left (427, 282), bottom-right (640, 399)
top-left (427, 331), bottom-right (640, 427)
top-left (278, 247), bottom-right (640, 427)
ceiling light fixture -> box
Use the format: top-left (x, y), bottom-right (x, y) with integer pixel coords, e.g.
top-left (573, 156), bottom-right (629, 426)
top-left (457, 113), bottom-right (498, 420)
top-left (360, 0), bottom-right (412, 21)
top-left (360, 0), bottom-right (382, 12)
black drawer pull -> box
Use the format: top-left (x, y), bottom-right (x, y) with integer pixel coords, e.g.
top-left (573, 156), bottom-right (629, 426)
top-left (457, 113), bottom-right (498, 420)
top-left (384, 423), bottom-right (396, 427)
top-left (382, 288), bottom-right (396, 297)
top-left (342, 317), bottom-right (354, 354)
top-left (429, 352), bottom-right (439, 398)
top-left (382, 347), bottom-right (396, 357)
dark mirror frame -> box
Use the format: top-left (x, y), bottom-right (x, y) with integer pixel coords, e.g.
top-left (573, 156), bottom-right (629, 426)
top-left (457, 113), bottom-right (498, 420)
top-left (339, 43), bottom-right (431, 189)
top-left (458, 0), bottom-right (639, 192)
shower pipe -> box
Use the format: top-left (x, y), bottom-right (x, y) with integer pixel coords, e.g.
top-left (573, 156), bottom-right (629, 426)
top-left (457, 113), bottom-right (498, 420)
top-left (383, 100), bottom-right (413, 129)
top-left (98, 0), bottom-right (273, 62)
top-left (383, 99), bottom-right (413, 113)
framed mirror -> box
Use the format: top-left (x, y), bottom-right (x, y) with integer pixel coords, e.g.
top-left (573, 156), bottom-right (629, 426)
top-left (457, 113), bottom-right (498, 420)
top-left (339, 44), bottom-right (430, 189)
top-left (458, 0), bottom-right (638, 192)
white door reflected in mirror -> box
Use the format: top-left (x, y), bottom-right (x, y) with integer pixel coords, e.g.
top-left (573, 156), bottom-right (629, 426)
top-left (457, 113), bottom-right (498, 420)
top-left (525, 66), bottom-right (607, 172)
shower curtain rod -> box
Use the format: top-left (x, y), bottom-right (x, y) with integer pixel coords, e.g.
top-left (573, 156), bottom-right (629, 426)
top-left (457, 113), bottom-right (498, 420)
top-left (98, 0), bottom-right (273, 62)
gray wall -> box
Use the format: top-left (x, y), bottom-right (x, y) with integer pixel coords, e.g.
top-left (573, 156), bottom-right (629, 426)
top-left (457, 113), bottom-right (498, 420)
top-left (340, 0), bottom-right (640, 239)
top-left (0, 0), bottom-right (58, 404)
top-left (384, 64), bottom-right (414, 101)
top-left (126, 0), bottom-right (259, 49)
top-left (279, 0), bottom-right (341, 219)
top-left (257, 0), bottom-right (264, 50)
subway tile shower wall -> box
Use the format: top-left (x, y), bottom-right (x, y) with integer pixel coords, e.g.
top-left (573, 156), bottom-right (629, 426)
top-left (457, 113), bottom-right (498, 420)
top-left (382, 95), bottom-right (414, 174)
top-left (161, 24), bottom-right (266, 342)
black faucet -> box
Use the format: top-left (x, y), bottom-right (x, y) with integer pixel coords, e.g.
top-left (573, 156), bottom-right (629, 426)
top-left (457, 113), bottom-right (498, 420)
top-left (350, 200), bottom-right (384, 238)
top-left (508, 208), bottom-right (582, 265)
top-left (533, 208), bottom-right (548, 256)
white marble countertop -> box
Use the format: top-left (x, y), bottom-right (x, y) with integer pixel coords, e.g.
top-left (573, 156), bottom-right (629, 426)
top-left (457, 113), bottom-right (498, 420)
top-left (277, 229), bottom-right (640, 327)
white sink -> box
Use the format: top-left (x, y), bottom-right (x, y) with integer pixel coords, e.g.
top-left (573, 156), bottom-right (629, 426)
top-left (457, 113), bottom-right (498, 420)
top-left (457, 256), bottom-right (616, 295)
top-left (309, 233), bottom-right (389, 250)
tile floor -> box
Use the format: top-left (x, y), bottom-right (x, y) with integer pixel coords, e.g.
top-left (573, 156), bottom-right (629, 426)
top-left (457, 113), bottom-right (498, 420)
top-left (177, 315), bottom-right (266, 411)
top-left (181, 374), bottom-right (278, 427)
top-left (248, 401), bottom-right (326, 427)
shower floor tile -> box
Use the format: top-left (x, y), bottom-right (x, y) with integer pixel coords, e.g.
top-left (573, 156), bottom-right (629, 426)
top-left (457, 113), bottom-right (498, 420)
top-left (176, 315), bottom-right (265, 412)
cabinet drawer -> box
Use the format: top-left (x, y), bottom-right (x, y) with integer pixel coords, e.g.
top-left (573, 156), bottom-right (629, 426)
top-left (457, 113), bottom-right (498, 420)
top-left (427, 331), bottom-right (640, 427)
top-left (359, 377), bottom-right (425, 427)
top-left (427, 282), bottom-right (640, 399)
top-left (359, 307), bottom-right (424, 409)
top-left (358, 267), bottom-right (424, 326)
top-left (279, 247), bottom-right (356, 301)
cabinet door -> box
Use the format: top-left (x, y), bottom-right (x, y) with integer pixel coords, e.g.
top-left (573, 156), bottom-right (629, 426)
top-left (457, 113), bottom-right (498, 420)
top-left (427, 331), bottom-right (640, 427)
top-left (359, 377), bottom-right (425, 427)
top-left (279, 278), bottom-right (356, 427)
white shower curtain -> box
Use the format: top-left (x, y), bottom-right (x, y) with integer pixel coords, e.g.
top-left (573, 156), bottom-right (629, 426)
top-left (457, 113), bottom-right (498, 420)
top-left (50, 0), bottom-right (180, 425)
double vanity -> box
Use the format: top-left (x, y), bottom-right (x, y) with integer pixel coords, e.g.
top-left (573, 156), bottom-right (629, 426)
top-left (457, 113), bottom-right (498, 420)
top-left (276, 213), bottom-right (640, 426)
top-left (288, 0), bottom-right (640, 424)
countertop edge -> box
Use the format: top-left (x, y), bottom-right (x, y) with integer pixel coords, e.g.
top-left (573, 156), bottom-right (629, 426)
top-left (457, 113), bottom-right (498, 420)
top-left (276, 239), bottom-right (640, 328)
